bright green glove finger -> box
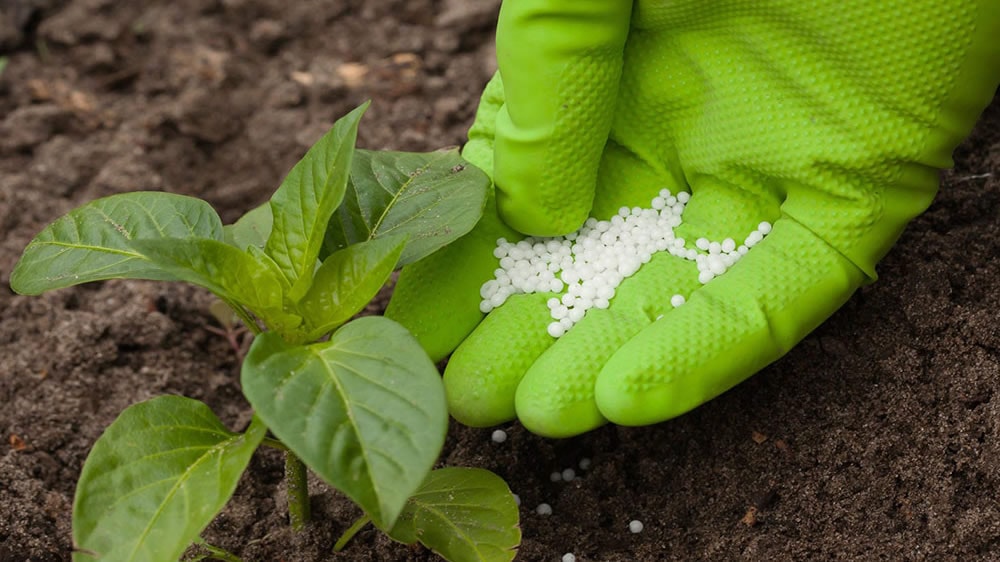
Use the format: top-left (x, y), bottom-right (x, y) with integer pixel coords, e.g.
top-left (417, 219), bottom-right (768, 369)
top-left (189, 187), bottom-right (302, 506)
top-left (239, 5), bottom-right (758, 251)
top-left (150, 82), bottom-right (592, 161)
top-left (595, 218), bottom-right (865, 425)
top-left (512, 256), bottom-right (698, 437)
top-left (443, 292), bottom-right (552, 427)
top-left (493, 0), bottom-right (632, 235)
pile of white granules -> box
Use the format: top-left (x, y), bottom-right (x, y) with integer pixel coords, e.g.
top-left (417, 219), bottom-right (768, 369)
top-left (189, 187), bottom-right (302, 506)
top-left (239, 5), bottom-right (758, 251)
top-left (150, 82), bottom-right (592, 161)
top-left (479, 189), bottom-right (772, 338)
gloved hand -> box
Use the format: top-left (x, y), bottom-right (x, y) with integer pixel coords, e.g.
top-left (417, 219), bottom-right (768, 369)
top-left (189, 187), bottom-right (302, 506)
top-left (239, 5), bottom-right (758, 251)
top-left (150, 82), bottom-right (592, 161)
top-left (388, 0), bottom-right (1000, 437)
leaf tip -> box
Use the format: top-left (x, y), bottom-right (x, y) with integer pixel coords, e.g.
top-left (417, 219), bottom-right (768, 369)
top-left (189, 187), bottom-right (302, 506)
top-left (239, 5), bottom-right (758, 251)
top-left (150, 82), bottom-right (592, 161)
top-left (351, 99), bottom-right (373, 121)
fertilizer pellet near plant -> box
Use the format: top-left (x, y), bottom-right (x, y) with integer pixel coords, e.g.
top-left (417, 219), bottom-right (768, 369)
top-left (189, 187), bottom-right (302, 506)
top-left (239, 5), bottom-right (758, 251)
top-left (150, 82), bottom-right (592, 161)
top-left (480, 189), bottom-right (772, 338)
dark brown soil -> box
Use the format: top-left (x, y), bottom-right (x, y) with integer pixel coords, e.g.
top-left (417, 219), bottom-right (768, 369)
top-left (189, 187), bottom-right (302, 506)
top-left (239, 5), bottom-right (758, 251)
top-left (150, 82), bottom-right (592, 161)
top-left (1, 2), bottom-right (999, 561)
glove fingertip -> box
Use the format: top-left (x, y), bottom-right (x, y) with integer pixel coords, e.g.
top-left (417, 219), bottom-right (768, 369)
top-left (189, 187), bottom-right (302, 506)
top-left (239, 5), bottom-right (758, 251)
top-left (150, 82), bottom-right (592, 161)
top-left (462, 72), bottom-right (506, 177)
top-left (492, 2), bottom-right (631, 236)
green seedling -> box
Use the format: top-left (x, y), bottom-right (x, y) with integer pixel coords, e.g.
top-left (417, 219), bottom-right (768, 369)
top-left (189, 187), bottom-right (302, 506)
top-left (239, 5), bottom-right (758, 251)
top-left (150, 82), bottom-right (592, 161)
top-left (11, 102), bottom-right (520, 562)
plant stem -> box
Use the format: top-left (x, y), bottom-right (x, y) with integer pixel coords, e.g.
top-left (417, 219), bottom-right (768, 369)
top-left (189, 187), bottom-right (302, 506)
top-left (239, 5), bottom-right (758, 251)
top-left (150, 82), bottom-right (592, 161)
top-left (285, 451), bottom-right (310, 530)
top-left (333, 514), bottom-right (371, 552)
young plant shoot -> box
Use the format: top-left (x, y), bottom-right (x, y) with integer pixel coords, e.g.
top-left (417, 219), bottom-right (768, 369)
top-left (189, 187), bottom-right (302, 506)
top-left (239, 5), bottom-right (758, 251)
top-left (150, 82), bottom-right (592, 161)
top-left (10, 102), bottom-right (520, 562)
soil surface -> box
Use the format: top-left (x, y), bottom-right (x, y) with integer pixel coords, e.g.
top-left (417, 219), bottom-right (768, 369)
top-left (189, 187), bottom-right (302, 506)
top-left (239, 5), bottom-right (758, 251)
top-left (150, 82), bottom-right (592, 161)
top-left (2, 2), bottom-right (999, 561)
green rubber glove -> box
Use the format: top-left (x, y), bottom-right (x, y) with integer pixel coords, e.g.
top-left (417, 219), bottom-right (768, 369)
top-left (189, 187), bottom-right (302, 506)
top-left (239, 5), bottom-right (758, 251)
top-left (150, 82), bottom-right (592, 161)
top-left (388, 0), bottom-right (1000, 437)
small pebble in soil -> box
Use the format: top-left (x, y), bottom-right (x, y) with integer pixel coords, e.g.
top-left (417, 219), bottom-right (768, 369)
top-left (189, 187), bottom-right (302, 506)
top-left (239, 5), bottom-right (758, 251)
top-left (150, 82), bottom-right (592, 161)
top-left (536, 503), bottom-right (553, 515)
top-left (550, 471), bottom-right (563, 482)
top-left (561, 468), bottom-right (576, 481)
top-left (562, 554), bottom-right (577, 562)
top-left (629, 520), bottom-right (644, 533)
top-left (491, 429), bottom-right (508, 443)
top-left (579, 458), bottom-right (592, 470)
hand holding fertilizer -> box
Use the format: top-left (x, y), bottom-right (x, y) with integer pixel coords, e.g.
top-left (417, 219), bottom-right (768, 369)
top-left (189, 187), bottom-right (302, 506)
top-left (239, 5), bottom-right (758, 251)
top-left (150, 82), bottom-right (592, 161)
top-left (388, 0), bottom-right (1000, 437)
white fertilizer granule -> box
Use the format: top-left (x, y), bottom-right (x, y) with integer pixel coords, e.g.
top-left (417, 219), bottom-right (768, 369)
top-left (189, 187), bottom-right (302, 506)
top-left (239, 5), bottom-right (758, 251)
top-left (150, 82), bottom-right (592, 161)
top-left (479, 189), bottom-right (771, 337)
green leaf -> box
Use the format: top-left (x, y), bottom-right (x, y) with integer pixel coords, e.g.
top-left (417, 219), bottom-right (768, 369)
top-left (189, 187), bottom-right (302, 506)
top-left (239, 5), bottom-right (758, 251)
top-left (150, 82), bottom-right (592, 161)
top-left (132, 238), bottom-right (302, 336)
top-left (265, 102), bottom-right (368, 300)
top-left (388, 468), bottom-right (521, 562)
top-left (247, 245), bottom-right (290, 290)
top-left (296, 234), bottom-right (407, 340)
top-left (0, 57), bottom-right (7, 76)
top-left (324, 148), bottom-right (489, 267)
top-left (241, 317), bottom-right (447, 529)
top-left (10, 192), bottom-right (224, 295)
top-left (131, 238), bottom-right (283, 311)
top-left (224, 203), bottom-right (272, 250)
top-left (72, 396), bottom-right (266, 562)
